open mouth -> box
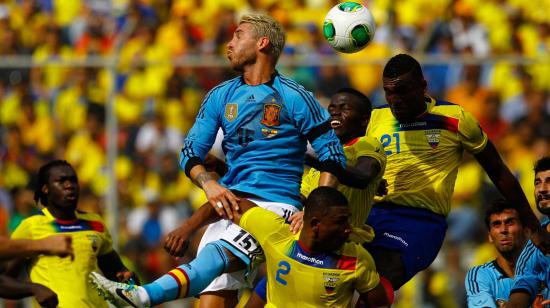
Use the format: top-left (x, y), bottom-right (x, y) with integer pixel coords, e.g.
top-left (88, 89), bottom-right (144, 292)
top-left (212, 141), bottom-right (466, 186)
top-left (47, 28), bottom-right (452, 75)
top-left (330, 120), bottom-right (342, 128)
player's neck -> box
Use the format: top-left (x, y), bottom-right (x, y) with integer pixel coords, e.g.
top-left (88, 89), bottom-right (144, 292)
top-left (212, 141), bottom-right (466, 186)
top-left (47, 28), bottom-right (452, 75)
top-left (298, 236), bottom-right (327, 254)
top-left (242, 62), bottom-right (275, 86)
top-left (496, 253), bottom-right (519, 278)
top-left (47, 205), bottom-right (77, 221)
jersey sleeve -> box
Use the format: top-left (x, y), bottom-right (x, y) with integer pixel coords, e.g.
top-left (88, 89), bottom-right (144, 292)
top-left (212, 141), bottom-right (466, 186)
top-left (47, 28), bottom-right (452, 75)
top-left (98, 222), bottom-right (114, 256)
top-left (353, 136), bottom-right (386, 175)
top-left (465, 266), bottom-right (497, 308)
top-left (354, 245), bottom-right (380, 294)
top-left (287, 89), bottom-right (346, 170)
top-left (179, 88), bottom-right (224, 177)
top-left (300, 168), bottom-right (320, 198)
top-left (511, 241), bottom-right (545, 304)
top-left (457, 109), bottom-right (488, 154)
top-left (239, 207), bottom-right (290, 246)
top-left (10, 219), bottom-right (33, 240)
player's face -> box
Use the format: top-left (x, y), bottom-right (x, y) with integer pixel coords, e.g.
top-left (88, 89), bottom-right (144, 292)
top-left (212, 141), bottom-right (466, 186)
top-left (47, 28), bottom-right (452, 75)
top-left (226, 23), bottom-right (259, 72)
top-left (535, 169), bottom-right (550, 215)
top-left (328, 93), bottom-right (367, 143)
top-left (488, 209), bottom-right (526, 254)
top-left (45, 165), bottom-right (79, 211)
top-left (318, 206), bottom-right (352, 251)
top-left (383, 71), bottom-right (427, 122)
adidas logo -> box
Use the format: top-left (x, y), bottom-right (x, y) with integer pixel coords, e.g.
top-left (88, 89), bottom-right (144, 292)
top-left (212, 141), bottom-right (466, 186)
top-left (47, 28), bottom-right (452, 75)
top-left (245, 94), bottom-right (255, 102)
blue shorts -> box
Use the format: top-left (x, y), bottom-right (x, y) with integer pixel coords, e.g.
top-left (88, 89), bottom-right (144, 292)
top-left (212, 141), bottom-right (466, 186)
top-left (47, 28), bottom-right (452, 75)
top-left (365, 202), bottom-right (447, 282)
top-left (253, 276), bottom-right (268, 302)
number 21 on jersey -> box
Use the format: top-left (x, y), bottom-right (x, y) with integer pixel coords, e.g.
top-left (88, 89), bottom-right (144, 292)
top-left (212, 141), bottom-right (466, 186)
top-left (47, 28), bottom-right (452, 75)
top-left (380, 132), bottom-right (401, 155)
top-left (275, 260), bottom-right (291, 285)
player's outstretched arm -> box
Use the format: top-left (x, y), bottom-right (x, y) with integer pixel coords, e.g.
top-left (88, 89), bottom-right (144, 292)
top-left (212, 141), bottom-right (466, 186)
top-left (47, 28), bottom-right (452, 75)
top-left (474, 141), bottom-right (550, 252)
top-left (164, 198), bottom-right (258, 257)
top-left (0, 275), bottom-right (58, 307)
top-left (306, 154), bottom-right (381, 189)
top-left (0, 235), bottom-right (73, 261)
top-left (164, 201), bottom-right (221, 257)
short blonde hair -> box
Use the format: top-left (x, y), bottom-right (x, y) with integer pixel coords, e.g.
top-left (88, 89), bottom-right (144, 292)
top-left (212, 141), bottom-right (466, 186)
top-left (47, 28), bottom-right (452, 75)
top-left (240, 14), bottom-right (286, 61)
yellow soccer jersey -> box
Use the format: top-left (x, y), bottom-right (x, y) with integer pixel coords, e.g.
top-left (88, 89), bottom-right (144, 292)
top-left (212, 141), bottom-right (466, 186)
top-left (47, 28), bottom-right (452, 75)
top-left (301, 136), bottom-right (386, 228)
top-left (240, 207), bottom-right (380, 308)
top-left (11, 207), bottom-right (114, 308)
top-left (366, 97), bottom-right (488, 216)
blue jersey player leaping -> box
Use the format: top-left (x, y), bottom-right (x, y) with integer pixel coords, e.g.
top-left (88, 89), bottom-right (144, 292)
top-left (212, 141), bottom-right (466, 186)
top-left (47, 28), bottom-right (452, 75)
top-left (89, 13), bottom-right (346, 308)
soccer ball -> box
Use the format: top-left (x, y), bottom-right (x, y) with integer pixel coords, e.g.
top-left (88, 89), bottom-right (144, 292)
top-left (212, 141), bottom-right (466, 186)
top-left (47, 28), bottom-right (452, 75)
top-left (322, 2), bottom-right (376, 53)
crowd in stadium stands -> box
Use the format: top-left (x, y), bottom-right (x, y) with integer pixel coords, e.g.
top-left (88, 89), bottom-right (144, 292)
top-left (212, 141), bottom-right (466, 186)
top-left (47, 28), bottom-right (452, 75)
top-left (0, 0), bottom-right (549, 306)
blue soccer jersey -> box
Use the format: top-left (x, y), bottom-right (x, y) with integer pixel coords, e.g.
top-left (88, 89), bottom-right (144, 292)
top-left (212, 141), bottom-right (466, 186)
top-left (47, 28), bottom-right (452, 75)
top-left (511, 219), bottom-right (550, 305)
top-left (465, 260), bottom-right (515, 308)
top-left (180, 72), bottom-right (345, 208)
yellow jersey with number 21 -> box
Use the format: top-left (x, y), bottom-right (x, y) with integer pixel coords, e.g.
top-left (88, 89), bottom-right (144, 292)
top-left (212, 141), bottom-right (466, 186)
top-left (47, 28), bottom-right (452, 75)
top-left (366, 97), bottom-right (488, 216)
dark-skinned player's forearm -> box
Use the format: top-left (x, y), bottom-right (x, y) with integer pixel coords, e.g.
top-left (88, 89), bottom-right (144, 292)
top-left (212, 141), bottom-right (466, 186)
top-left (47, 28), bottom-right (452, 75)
top-left (305, 154), bottom-right (380, 189)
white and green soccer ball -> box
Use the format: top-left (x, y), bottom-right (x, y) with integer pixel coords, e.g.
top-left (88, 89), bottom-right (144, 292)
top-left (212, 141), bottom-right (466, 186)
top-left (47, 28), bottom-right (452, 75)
top-left (323, 2), bottom-right (376, 53)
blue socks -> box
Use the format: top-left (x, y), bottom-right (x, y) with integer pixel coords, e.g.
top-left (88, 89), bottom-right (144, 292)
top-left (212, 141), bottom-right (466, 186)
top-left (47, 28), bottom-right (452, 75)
top-left (143, 242), bottom-right (230, 305)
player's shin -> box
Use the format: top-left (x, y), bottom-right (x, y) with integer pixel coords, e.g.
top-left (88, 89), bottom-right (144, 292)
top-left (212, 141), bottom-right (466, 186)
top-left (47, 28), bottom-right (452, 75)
top-left (143, 243), bottom-right (230, 305)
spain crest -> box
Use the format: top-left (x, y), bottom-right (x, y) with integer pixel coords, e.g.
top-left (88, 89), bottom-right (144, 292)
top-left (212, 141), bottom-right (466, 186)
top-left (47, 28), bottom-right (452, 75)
top-left (261, 103), bottom-right (281, 126)
top-left (225, 103), bottom-right (238, 122)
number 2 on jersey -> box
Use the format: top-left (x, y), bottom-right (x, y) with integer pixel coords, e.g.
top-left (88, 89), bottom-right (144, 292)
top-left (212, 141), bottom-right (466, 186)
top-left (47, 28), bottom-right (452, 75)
top-left (275, 261), bottom-right (291, 285)
top-left (380, 133), bottom-right (401, 155)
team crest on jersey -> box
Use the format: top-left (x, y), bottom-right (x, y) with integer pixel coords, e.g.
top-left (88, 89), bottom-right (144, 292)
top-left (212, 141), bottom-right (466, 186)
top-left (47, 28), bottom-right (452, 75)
top-left (224, 103), bottom-right (238, 122)
top-left (425, 129), bottom-right (441, 149)
top-left (261, 103), bottom-right (281, 126)
top-left (322, 272), bottom-right (340, 295)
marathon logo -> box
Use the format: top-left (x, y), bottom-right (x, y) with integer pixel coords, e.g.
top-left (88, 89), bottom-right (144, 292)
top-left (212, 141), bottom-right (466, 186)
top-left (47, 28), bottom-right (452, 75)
top-left (296, 252), bottom-right (324, 265)
top-left (383, 232), bottom-right (409, 247)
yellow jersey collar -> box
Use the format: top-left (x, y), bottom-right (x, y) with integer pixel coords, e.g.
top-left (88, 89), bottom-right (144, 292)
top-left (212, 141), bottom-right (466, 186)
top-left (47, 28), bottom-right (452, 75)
top-left (42, 207), bottom-right (80, 223)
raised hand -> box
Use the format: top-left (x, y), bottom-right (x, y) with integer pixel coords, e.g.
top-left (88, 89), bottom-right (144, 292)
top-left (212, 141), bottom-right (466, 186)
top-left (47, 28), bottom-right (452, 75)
top-left (164, 226), bottom-right (192, 257)
top-left (202, 180), bottom-right (240, 219)
top-left (39, 235), bottom-right (74, 260)
top-left (288, 211), bottom-right (304, 234)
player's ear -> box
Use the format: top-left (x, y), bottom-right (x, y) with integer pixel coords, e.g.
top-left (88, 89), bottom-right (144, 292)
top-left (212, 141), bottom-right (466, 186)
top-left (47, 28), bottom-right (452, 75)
top-left (257, 37), bottom-right (270, 51)
top-left (361, 114), bottom-right (370, 129)
top-left (487, 233), bottom-right (493, 244)
top-left (41, 184), bottom-right (48, 195)
top-left (310, 217), bottom-right (321, 232)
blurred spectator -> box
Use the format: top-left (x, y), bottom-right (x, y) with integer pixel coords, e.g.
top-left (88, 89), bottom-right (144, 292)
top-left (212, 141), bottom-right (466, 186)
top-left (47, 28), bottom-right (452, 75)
top-left (134, 112), bottom-right (182, 168)
top-left (74, 11), bottom-right (114, 56)
top-left (31, 25), bottom-right (74, 98)
top-left (7, 186), bottom-right (39, 233)
top-left (512, 89), bottom-right (550, 140)
top-left (17, 93), bottom-right (55, 155)
top-left (500, 69), bottom-right (536, 123)
top-left (126, 190), bottom-right (179, 248)
top-left (477, 92), bottom-right (509, 144)
top-left (449, 0), bottom-right (490, 57)
top-left (445, 64), bottom-right (490, 119)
